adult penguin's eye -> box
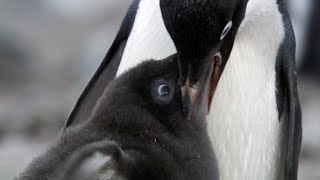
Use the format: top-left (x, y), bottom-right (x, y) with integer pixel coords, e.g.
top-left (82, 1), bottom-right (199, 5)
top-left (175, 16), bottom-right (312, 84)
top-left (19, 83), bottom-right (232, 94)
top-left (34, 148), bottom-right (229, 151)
top-left (220, 21), bottom-right (233, 40)
top-left (152, 79), bottom-right (175, 105)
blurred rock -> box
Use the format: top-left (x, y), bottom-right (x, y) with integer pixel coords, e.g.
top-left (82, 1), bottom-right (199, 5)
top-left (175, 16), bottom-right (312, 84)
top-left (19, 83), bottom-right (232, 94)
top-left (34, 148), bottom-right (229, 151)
top-left (298, 77), bottom-right (320, 179)
top-left (0, 29), bottom-right (34, 87)
top-left (0, 135), bottom-right (50, 179)
top-left (42, 0), bottom-right (130, 23)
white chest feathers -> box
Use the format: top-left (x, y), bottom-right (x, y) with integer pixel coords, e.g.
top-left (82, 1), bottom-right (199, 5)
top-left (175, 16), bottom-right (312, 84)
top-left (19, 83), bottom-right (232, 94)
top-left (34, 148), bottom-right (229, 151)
top-left (116, 0), bottom-right (176, 76)
top-left (208, 0), bottom-right (288, 179)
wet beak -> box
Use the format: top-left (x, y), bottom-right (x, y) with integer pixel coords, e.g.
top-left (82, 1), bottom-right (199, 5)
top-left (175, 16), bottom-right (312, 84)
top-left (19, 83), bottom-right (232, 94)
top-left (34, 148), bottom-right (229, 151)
top-left (181, 53), bottom-right (222, 120)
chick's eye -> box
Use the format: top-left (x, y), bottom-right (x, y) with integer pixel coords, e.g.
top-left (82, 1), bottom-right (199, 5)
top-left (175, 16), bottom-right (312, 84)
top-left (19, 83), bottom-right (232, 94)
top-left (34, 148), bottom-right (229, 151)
top-left (158, 84), bottom-right (170, 97)
top-left (152, 79), bottom-right (175, 105)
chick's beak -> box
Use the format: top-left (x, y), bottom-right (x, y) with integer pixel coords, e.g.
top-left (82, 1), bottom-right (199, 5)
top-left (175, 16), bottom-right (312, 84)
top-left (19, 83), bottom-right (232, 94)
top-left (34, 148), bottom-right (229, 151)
top-left (181, 53), bottom-right (222, 120)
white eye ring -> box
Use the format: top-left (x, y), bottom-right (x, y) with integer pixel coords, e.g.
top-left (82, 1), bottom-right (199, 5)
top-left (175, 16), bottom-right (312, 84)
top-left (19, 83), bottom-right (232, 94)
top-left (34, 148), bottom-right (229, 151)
top-left (220, 21), bottom-right (233, 40)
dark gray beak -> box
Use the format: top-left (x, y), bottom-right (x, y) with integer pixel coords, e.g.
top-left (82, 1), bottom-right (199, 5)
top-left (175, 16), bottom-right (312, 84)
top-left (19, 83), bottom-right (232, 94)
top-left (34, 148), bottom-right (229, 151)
top-left (181, 53), bottom-right (222, 120)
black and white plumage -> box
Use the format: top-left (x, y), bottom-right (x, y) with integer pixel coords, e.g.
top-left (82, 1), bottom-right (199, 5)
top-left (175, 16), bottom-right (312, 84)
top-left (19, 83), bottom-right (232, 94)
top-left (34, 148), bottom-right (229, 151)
top-left (17, 56), bottom-right (218, 180)
top-left (63, 0), bottom-right (302, 180)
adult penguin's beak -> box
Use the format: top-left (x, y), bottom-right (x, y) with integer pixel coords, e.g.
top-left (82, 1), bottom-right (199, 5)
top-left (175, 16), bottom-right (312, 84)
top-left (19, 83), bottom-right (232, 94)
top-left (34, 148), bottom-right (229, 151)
top-left (181, 53), bottom-right (222, 120)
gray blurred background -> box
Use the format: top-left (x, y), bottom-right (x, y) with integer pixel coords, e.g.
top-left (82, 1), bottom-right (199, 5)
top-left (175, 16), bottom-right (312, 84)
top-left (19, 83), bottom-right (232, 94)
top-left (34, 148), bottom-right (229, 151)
top-left (0, 0), bottom-right (319, 179)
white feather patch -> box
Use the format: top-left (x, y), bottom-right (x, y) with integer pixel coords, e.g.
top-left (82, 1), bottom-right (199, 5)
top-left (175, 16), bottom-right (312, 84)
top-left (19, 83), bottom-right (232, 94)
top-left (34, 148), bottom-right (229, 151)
top-left (116, 0), bottom-right (176, 76)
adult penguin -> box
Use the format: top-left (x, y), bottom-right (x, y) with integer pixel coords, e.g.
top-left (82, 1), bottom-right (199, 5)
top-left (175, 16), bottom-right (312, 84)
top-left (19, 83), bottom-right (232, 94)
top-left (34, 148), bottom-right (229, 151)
top-left (17, 56), bottom-right (218, 180)
top-left (63, 0), bottom-right (302, 180)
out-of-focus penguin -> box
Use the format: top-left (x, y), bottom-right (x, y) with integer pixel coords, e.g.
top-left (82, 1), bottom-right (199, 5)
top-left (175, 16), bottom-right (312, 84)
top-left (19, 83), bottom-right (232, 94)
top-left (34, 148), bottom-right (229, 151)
top-left (290, 0), bottom-right (320, 76)
top-left (17, 56), bottom-right (218, 180)
top-left (64, 0), bottom-right (302, 180)
top-left (298, 0), bottom-right (320, 76)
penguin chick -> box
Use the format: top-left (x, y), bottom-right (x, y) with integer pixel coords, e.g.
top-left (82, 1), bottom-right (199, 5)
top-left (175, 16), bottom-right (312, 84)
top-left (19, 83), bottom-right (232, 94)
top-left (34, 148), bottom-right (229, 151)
top-left (17, 55), bottom-right (218, 180)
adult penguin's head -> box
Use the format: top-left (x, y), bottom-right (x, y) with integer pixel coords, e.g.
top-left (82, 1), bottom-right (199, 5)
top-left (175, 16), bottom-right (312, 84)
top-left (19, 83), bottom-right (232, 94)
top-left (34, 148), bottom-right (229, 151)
top-left (160, 0), bottom-right (249, 118)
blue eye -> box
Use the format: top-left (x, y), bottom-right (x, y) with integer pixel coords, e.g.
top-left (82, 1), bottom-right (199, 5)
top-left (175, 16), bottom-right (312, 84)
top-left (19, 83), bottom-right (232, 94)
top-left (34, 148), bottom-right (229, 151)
top-left (152, 79), bottom-right (175, 105)
top-left (158, 85), bottom-right (170, 97)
